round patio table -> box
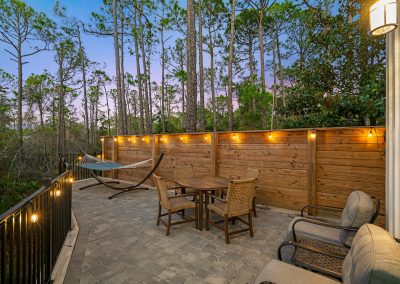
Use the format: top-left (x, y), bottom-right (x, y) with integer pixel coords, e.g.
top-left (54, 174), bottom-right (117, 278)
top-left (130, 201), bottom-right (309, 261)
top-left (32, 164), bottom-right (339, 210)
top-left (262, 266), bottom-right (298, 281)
top-left (175, 175), bottom-right (230, 231)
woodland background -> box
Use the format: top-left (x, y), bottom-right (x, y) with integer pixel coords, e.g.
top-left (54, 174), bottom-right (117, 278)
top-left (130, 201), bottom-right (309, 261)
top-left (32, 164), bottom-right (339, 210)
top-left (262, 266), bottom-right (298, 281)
top-left (0, 0), bottom-right (385, 212)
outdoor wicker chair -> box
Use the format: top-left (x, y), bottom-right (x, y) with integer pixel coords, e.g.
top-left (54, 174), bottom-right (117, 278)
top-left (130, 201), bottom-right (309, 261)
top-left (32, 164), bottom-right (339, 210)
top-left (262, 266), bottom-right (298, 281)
top-left (205, 178), bottom-right (256, 244)
top-left (254, 224), bottom-right (400, 284)
top-left (221, 168), bottom-right (260, 217)
top-left (153, 174), bottom-right (198, 236)
top-left (286, 191), bottom-right (380, 277)
top-left (173, 165), bottom-right (197, 195)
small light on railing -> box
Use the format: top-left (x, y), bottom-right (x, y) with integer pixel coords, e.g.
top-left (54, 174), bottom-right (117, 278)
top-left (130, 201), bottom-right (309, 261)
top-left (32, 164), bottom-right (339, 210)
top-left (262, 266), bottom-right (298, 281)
top-left (204, 134), bottom-right (208, 141)
top-left (114, 137), bottom-right (117, 142)
top-left (97, 154), bottom-right (101, 158)
top-left (101, 138), bottom-right (104, 142)
top-left (55, 189), bottom-right (61, 197)
top-left (232, 133), bottom-right (237, 140)
top-left (142, 137), bottom-right (145, 142)
top-left (160, 137), bottom-right (164, 142)
top-left (310, 132), bottom-right (316, 139)
top-left (268, 132), bottom-right (272, 139)
top-left (369, 129), bottom-right (374, 137)
top-left (128, 137), bottom-right (131, 142)
top-left (180, 135), bottom-right (183, 141)
top-left (78, 156), bottom-right (82, 160)
top-left (69, 177), bottom-right (74, 183)
top-left (31, 214), bottom-right (38, 223)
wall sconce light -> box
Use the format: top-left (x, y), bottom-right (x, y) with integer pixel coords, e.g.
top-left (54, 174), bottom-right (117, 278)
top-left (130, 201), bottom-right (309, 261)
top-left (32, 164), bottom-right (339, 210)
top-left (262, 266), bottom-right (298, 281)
top-left (100, 138), bottom-right (104, 142)
top-left (232, 133), bottom-right (238, 140)
top-left (368, 128), bottom-right (376, 137)
top-left (55, 189), bottom-right (61, 197)
top-left (114, 137), bottom-right (117, 142)
top-left (204, 134), bottom-right (208, 141)
top-left (180, 135), bottom-right (183, 141)
top-left (31, 213), bottom-right (38, 223)
top-left (268, 132), bottom-right (272, 139)
top-left (160, 137), bottom-right (164, 142)
top-left (310, 132), bottom-right (316, 139)
top-left (97, 154), bottom-right (101, 159)
top-left (370, 0), bottom-right (398, 36)
top-left (69, 177), bottom-right (74, 183)
top-left (142, 136), bottom-right (145, 142)
top-left (78, 156), bottom-right (82, 160)
top-left (128, 138), bottom-right (131, 142)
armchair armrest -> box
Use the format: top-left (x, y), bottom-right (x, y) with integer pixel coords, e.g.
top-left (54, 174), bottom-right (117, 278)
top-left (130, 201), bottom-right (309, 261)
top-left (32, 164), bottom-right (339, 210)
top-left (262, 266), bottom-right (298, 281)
top-left (170, 192), bottom-right (198, 199)
top-left (395, 237), bottom-right (400, 243)
top-left (292, 217), bottom-right (358, 242)
top-left (301, 205), bottom-right (343, 217)
top-left (205, 193), bottom-right (226, 203)
top-left (277, 240), bottom-right (346, 261)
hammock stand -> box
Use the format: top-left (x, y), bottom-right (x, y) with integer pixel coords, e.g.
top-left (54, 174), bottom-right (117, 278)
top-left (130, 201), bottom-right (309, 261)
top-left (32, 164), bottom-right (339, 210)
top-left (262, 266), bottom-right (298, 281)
top-left (78, 152), bottom-right (164, 199)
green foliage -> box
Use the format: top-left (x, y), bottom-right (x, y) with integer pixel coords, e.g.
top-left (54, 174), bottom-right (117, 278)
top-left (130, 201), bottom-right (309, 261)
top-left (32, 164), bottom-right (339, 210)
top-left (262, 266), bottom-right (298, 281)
top-left (0, 176), bottom-right (40, 214)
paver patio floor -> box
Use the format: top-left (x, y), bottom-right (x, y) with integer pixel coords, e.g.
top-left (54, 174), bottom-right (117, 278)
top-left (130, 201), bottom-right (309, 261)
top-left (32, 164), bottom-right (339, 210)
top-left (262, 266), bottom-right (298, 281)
top-left (64, 179), bottom-right (293, 284)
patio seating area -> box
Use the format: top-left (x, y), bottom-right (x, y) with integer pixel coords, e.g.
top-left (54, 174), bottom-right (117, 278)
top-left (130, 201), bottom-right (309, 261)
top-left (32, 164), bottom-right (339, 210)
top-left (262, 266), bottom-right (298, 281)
top-left (64, 179), bottom-right (292, 283)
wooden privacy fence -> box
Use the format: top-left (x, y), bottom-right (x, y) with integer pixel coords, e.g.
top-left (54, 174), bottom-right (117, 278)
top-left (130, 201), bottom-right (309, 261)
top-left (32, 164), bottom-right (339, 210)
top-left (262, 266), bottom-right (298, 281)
top-left (101, 127), bottom-right (386, 224)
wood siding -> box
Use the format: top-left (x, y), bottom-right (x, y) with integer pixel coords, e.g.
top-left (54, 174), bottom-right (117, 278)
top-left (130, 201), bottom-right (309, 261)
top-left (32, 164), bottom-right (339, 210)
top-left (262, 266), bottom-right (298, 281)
top-left (102, 127), bottom-right (385, 224)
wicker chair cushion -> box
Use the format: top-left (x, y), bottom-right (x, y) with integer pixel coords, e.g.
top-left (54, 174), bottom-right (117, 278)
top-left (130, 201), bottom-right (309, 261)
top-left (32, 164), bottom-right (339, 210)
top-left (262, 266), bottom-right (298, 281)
top-left (287, 216), bottom-right (343, 246)
top-left (169, 197), bottom-right (196, 212)
top-left (342, 224), bottom-right (400, 284)
top-left (254, 259), bottom-right (339, 284)
top-left (340, 191), bottom-right (375, 246)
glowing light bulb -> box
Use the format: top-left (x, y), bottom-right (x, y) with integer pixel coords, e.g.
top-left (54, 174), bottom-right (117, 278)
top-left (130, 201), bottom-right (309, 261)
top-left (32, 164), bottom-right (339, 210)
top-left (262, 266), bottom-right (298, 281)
top-left (160, 137), bottom-right (164, 142)
top-left (268, 132), bottom-right (272, 139)
top-left (128, 138), bottom-right (131, 141)
top-left (55, 190), bottom-right (61, 197)
top-left (78, 156), bottom-right (82, 160)
top-left (204, 135), bottom-right (208, 140)
top-left (100, 138), bottom-right (104, 142)
top-left (31, 214), bottom-right (38, 223)
top-left (310, 133), bottom-right (316, 139)
top-left (97, 155), bottom-right (101, 158)
top-left (180, 135), bottom-right (183, 141)
top-left (369, 130), bottom-right (373, 137)
top-left (69, 177), bottom-right (74, 183)
top-left (114, 137), bottom-right (117, 142)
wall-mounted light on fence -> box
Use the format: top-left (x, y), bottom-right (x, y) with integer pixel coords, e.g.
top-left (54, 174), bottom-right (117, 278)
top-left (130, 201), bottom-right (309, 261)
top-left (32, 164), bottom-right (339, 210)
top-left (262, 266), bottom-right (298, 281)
top-left (101, 138), bottom-right (104, 142)
top-left (97, 154), bottom-right (101, 159)
top-left (180, 135), bottom-right (184, 141)
top-left (310, 132), bottom-right (317, 139)
top-left (268, 132), bottom-right (273, 139)
top-left (31, 213), bottom-right (38, 223)
top-left (69, 177), bottom-right (74, 183)
top-left (78, 156), bottom-right (82, 160)
top-left (114, 137), bottom-right (117, 142)
top-left (128, 138), bottom-right (131, 142)
top-left (204, 134), bottom-right (209, 141)
top-left (55, 189), bottom-right (61, 197)
top-left (232, 133), bottom-right (238, 140)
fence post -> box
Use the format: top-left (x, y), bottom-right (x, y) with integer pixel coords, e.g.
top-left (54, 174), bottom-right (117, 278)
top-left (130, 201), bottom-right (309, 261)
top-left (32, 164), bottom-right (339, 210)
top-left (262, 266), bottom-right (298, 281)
top-left (211, 132), bottom-right (218, 177)
top-left (152, 135), bottom-right (160, 175)
top-left (112, 136), bottom-right (118, 179)
top-left (307, 130), bottom-right (317, 215)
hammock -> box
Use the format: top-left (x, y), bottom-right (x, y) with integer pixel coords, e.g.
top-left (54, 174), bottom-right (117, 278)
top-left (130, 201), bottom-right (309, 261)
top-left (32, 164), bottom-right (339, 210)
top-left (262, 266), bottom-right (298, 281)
top-left (78, 152), bottom-right (164, 199)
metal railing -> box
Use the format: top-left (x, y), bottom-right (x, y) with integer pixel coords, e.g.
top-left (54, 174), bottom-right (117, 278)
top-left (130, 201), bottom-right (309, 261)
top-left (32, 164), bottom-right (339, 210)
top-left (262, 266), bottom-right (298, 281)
top-left (63, 152), bottom-right (103, 181)
top-left (0, 158), bottom-right (73, 283)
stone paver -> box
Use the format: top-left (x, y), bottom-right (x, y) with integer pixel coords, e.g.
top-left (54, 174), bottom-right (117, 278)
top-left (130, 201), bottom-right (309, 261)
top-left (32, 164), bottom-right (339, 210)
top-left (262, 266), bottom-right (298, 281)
top-left (64, 179), bottom-right (293, 284)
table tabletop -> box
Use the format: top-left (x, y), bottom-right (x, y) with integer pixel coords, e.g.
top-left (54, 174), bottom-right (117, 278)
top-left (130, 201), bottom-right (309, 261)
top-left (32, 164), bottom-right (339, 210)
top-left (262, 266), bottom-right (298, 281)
top-left (175, 175), bottom-right (230, 191)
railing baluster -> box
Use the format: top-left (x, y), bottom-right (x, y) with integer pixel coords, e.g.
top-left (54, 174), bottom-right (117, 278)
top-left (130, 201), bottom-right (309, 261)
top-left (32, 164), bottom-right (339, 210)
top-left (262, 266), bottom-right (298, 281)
top-left (9, 217), bottom-right (14, 284)
top-left (16, 213), bottom-right (21, 283)
top-left (1, 221), bottom-right (6, 283)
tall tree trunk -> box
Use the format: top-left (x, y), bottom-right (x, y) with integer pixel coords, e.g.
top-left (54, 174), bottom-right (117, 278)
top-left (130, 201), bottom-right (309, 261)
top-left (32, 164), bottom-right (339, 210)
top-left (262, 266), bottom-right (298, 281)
top-left (161, 26), bottom-right (166, 133)
top-left (120, 11), bottom-right (128, 133)
top-left (133, 7), bottom-right (145, 134)
top-left (103, 85), bottom-right (111, 135)
top-left (276, 31), bottom-right (285, 108)
top-left (186, 0), bottom-right (197, 132)
top-left (248, 36), bottom-right (256, 111)
top-left (17, 36), bottom-right (23, 160)
top-left (137, 1), bottom-right (151, 133)
top-left (77, 27), bottom-right (90, 149)
top-left (271, 38), bottom-right (277, 129)
top-left (198, 0), bottom-right (205, 131)
top-left (147, 58), bottom-right (153, 130)
top-left (208, 32), bottom-right (216, 132)
top-left (112, 0), bottom-right (126, 134)
top-left (259, 0), bottom-right (267, 129)
top-left (227, 0), bottom-right (235, 131)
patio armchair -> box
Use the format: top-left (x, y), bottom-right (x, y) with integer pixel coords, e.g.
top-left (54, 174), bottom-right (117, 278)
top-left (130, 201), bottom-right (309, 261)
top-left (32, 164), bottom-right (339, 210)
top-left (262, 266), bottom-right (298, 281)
top-left (254, 224), bottom-right (400, 284)
top-left (173, 165), bottom-right (197, 195)
top-left (221, 168), bottom-right (260, 217)
top-left (205, 178), bottom-right (256, 244)
top-left (153, 174), bottom-right (198, 236)
top-left (288, 191), bottom-right (380, 248)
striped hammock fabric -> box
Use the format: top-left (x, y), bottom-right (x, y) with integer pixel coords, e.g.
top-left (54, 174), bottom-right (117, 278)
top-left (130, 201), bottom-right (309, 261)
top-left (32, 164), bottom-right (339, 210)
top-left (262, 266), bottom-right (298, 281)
top-left (79, 153), bottom-right (153, 171)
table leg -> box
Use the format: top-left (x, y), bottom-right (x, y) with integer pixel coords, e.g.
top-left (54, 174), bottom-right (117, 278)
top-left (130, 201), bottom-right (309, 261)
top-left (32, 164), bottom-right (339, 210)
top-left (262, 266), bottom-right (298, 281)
top-left (199, 191), bottom-right (203, 231)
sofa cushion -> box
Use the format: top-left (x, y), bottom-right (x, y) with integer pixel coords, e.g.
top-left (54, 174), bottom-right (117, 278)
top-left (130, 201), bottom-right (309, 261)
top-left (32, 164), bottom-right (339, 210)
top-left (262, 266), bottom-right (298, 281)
top-left (288, 216), bottom-right (343, 246)
top-left (342, 224), bottom-right (400, 284)
top-left (340, 191), bottom-right (375, 246)
top-left (254, 259), bottom-right (339, 284)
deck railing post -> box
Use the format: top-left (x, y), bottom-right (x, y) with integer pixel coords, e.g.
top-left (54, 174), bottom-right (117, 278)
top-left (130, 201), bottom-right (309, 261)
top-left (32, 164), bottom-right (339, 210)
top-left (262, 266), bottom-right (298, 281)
top-left (211, 133), bottom-right (218, 177)
top-left (307, 130), bottom-right (317, 215)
